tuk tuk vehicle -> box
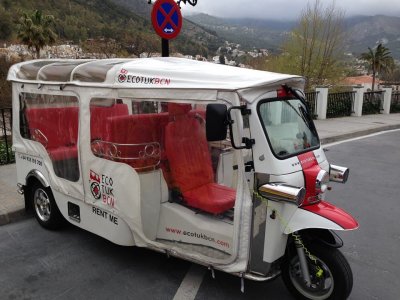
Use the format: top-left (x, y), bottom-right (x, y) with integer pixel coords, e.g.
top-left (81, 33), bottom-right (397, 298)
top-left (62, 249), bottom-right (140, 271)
top-left (8, 58), bottom-right (358, 299)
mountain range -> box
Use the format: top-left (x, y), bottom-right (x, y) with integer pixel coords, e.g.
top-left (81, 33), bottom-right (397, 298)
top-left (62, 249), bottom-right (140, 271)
top-left (186, 13), bottom-right (400, 59)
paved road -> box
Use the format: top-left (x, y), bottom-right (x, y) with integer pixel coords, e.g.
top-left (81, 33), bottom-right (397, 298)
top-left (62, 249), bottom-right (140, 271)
top-left (322, 130), bottom-right (400, 300)
top-left (1, 130), bottom-right (399, 300)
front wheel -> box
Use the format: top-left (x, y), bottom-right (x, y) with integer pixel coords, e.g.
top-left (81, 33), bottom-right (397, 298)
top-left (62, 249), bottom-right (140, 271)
top-left (281, 242), bottom-right (353, 300)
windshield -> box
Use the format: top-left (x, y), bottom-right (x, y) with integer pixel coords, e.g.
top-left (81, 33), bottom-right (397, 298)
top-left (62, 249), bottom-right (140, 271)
top-left (258, 98), bottom-right (319, 158)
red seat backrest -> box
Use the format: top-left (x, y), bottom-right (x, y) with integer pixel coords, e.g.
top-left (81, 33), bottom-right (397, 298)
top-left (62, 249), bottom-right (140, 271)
top-left (105, 113), bottom-right (169, 170)
top-left (90, 103), bottom-right (128, 141)
top-left (107, 113), bottom-right (169, 144)
top-left (165, 111), bottom-right (214, 193)
top-left (25, 107), bottom-right (79, 149)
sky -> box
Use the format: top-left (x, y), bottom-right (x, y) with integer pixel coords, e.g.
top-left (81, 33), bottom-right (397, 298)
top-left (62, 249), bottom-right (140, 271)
top-left (181, 0), bottom-right (400, 20)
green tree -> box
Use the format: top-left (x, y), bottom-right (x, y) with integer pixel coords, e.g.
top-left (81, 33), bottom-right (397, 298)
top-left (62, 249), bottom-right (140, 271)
top-left (381, 65), bottom-right (400, 84)
top-left (17, 10), bottom-right (57, 59)
top-left (264, 0), bottom-right (346, 89)
top-left (360, 43), bottom-right (395, 91)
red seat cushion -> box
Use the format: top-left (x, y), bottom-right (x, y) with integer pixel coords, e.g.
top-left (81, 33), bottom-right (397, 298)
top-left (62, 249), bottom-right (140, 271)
top-left (183, 183), bottom-right (236, 214)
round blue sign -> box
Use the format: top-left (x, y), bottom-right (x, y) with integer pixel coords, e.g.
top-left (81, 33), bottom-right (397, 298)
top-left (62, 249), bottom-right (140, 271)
top-left (151, 0), bottom-right (182, 40)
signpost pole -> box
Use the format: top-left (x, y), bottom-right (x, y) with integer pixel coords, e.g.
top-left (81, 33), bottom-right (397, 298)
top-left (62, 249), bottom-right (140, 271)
top-left (162, 38), bottom-right (169, 57)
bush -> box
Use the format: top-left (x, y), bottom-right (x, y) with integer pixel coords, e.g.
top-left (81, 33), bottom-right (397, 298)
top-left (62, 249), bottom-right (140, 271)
top-left (0, 138), bottom-right (14, 165)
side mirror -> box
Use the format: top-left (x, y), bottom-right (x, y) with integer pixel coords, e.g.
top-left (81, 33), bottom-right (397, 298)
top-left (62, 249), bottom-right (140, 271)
top-left (206, 104), bottom-right (228, 141)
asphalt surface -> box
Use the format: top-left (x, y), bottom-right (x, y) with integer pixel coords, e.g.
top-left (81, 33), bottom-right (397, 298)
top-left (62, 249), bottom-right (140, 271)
top-left (1, 130), bottom-right (399, 300)
top-left (322, 130), bottom-right (400, 300)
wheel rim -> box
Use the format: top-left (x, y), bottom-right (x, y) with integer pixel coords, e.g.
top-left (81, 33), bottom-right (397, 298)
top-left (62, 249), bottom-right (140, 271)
top-left (289, 255), bottom-right (334, 300)
top-left (34, 188), bottom-right (51, 222)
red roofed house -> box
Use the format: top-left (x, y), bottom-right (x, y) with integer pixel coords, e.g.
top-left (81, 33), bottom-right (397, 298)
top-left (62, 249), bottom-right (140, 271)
top-left (343, 75), bottom-right (381, 90)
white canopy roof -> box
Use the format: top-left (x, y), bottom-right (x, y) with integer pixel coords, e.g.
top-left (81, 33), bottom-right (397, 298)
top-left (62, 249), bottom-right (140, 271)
top-left (8, 57), bottom-right (304, 92)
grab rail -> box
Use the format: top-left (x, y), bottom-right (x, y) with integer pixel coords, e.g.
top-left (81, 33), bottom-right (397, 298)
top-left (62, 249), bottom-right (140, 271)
top-left (91, 140), bottom-right (161, 170)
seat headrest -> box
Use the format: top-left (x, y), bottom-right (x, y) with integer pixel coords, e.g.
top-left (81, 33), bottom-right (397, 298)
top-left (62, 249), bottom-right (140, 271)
top-left (168, 103), bottom-right (191, 116)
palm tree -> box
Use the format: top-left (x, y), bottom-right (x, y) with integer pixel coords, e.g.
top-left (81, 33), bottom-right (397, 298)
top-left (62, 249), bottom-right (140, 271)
top-left (17, 10), bottom-right (57, 59)
top-left (360, 44), bottom-right (394, 91)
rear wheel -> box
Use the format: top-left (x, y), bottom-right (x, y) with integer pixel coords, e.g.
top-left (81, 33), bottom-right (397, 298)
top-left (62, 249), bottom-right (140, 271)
top-left (281, 242), bottom-right (353, 300)
top-left (31, 181), bottom-right (65, 230)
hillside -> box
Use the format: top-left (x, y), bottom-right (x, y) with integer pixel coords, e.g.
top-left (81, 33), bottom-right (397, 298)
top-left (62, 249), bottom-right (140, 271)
top-left (345, 15), bottom-right (400, 58)
top-left (0, 0), bottom-right (219, 57)
top-left (187, 13), bottom-right (400, 59)
top-left (1, 0), bottom-right (146, 41)
top-left (187, 13), bottom-right (295, 51)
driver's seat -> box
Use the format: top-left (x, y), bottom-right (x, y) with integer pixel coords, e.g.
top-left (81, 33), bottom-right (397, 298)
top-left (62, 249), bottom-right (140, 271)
top-left (165, 103), bottom-right (236, 214)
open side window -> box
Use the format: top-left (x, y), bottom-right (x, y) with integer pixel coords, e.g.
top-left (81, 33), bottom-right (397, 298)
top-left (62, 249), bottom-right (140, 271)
top-left (20, 93), bottom-right (80, 182)
top-left (89, 98), bottom-right (237, 214)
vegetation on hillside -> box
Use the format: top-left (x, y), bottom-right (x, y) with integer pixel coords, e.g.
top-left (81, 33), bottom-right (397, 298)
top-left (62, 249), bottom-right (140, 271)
top-left (0, 0), bottom-right (213, 57)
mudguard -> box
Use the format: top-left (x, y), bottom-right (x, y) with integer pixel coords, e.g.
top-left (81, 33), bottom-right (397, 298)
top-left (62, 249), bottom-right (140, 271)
top-left (284, 200), bottom-right (359, 234)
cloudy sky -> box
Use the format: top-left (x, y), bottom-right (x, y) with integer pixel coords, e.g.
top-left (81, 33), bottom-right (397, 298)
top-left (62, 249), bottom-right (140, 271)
top-left (181, 0), bottom-right (400, 20)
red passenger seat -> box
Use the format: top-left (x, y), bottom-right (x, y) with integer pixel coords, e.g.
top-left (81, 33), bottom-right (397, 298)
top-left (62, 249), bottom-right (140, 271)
top-left (25, 107), bottom-right (79, 161)
top-left (165, 103), bottom-right (236, 214)
top-left (90, 103), bottom-right (128, 141)
top-left (106, 113), bottom-right (169, 171)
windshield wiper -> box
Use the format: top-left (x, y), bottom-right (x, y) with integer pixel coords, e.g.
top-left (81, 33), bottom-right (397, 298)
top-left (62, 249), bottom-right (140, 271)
top-left (298, 104), bottom-right (318, 136)
top-left (282, 84), bottom-right (318, 136)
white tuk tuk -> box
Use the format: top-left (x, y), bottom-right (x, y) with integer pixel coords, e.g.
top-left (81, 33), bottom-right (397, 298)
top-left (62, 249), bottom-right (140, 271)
top-left (8, 58), bottom-right (358, 299)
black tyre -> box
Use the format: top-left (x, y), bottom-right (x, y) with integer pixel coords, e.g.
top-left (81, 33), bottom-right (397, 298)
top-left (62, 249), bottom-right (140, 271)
top-left (30, 181), bottom-right (65, 230)
top-left (281, 242), bottom-right (353, 300)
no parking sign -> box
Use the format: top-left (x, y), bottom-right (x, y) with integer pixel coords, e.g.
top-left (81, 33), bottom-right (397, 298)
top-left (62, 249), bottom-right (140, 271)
top-left (151, 0), bottom-right (182, 40)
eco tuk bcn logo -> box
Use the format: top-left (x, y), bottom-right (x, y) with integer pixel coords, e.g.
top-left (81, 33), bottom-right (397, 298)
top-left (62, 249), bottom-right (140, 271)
top-left (89, 170), bottom-right (116, 208)
top-left (118, 68), bottom-right (128, 83)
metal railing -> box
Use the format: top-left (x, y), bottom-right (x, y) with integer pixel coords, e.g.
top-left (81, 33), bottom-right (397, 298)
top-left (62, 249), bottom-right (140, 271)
top-left (363, 91), bottom-right (384, 115)
top-left (305, 91), bottom-right (319, 119)
top-left (327, 92), bottom-right (355, 118)
top-left (391, 92), bottom-right (400, 113)
top-left (0, 107), bottom-right (14, 165)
